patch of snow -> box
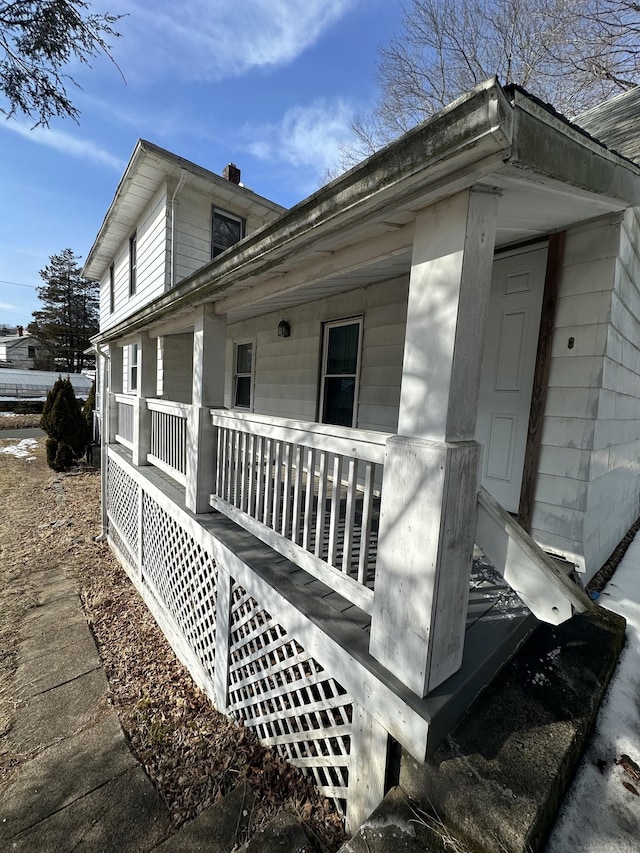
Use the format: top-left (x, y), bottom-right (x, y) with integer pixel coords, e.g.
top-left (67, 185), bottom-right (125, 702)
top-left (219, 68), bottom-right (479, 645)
top-left (0, 412), bottom-right (17, 417)
top-left (0, 438), bottom-right (38, 460)
top-left (546, 536), bottom-right (640, 851)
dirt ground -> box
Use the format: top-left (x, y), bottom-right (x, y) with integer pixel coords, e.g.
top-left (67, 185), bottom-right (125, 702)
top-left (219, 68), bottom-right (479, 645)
top-left (0, 414), bottom-right (41, 430)
top-left (0, 436), bottom-right (346, 851)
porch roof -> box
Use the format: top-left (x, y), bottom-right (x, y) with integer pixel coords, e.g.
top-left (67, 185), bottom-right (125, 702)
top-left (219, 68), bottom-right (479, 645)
top-left (95, 77), bottom-right (640, 343)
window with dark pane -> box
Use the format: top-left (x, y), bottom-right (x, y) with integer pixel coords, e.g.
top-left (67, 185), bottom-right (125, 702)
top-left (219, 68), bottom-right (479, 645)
top-left (234, 342), bottom-right (253, 408)
top-left (130, 343), bottom-right (139, 392)
top-left (212, 208), bottom-right (245, 258)
top-left (129, 233), bottom-right (137, 296)
top-left (321, 320), bottom-right (361, 427)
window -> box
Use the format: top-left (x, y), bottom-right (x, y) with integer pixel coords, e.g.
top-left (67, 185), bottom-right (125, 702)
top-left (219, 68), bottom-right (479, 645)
top-left (320, 318), bottom-right (362, 428)
top-left (109, 263), bottom-right (115, 313)
top-left (28, 345), bottom-right (36, 358)
top-left (129, 343), bottom-right (139, 392)
top-left (129, 233), bottom-right (137, 296)
top-left (234, 342), bottom-right (253, 408)
top-left (212, 207), bottom-right (245, 258)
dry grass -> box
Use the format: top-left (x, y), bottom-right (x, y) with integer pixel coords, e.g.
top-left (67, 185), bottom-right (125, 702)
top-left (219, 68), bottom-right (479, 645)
top-left (0, 436), bottom-right (346, 851)
top-left (0, 414), bottom-right (41, 430)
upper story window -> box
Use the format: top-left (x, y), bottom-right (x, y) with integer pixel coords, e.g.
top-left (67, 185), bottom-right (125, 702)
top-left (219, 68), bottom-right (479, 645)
top-left (233, 341), bottom-right (253, 409)
top-left (129, 233), bottom-right (137, 297)
top-left (320, 318), bottom-right (363, 428)
top-left (212, 207), bottom-right (245, 258)
top-left (109, 263), bottom-right (115, 314)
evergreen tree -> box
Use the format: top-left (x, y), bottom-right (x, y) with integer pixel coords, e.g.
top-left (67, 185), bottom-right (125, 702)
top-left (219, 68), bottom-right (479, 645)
top-left (28, 249), bottom-right (98, 373)
top-left (41, 376), bottom-right (87, 471)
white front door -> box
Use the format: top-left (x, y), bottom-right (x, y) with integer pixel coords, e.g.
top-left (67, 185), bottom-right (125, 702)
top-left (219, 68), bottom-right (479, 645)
top-left (476, 245), bottom-right (548, 513)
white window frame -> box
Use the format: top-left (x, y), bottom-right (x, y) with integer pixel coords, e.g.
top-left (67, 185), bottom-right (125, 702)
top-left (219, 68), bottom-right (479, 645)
top-left (129, 343), bottom-right (139, 393)
top-left (319, 316), bottom-right (363, 428)
top-left (233, 339), bottom-right (255, 410)
top-left (211, 206), bottom-right (246, 258)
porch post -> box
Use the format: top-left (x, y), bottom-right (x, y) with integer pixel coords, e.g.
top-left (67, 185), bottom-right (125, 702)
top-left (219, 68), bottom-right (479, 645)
top-left (369, 187), bottom-right (500, 698)
top-left (186, 305), bottom-right (226, 513)
top-left (107, 343), bottom-right (123, 444)
top-left (132, 333), bottom-right (156, 466)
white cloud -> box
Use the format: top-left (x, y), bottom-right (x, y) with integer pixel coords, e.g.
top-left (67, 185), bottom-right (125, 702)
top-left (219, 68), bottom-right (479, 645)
top-left (1, 122), bottom-right (124, 171)
top-left (0, 302), bottom-right (16, 311)
top-left (245, 98), bottom-right (355, 184)
top-left (109, 0), bottom-right (359, 81)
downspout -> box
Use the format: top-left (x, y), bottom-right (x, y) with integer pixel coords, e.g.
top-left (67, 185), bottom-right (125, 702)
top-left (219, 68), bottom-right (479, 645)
top-left (170, 169), bottom-right (188, 289)
top-left (96, 341), bottom-right (109, 539)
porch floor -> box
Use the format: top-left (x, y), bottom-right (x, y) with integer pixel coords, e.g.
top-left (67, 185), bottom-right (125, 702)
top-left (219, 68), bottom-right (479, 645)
top-left (110, 445), bottom-right (539, 753)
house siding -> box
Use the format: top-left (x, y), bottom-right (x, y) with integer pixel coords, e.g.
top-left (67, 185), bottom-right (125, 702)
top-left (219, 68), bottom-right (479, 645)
top-left (158, 333), bottom-right (193, 402)
top-left (530, 212), bottom-right (640, 579)
top-left (224, 277), bottom-right (408, 432)
top-left (100, 184), bottom-right (171, 331)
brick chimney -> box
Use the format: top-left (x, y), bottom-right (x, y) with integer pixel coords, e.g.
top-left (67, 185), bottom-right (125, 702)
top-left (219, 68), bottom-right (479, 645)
top-left (223, 163), bottom-right (241, 185)
top-left (17, 325), bottom-right (23, 336)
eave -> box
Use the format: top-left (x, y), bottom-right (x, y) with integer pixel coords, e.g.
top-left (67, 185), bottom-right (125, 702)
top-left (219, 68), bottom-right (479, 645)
top-left (96, 78), bottom-right (640, 344)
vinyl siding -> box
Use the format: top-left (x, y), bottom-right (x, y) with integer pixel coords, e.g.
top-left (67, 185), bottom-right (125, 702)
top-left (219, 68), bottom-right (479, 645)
top-left (100, 184), bottom-right (170, 331)
top-left (530, 212), bottom-right (640, 580)
top-left (224, 277), bottom-right (409, 432)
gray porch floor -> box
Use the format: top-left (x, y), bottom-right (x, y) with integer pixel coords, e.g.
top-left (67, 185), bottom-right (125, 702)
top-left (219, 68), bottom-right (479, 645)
top-left (109, 445), bottom-right (539, 753)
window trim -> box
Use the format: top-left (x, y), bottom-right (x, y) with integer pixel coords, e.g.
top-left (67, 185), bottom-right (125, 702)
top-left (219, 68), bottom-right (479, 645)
top-left (319, 316), bottom-right (364, 428)
top-left (211, 206), bottom-right (246, 258)
top-left (129, 233), bottom-right (137, 297)
top-left (129, 343), bottom-right (139, 393)
top-left (109, 263), bottom-right (115, 314)
top-left (233, 339), bottom-right (255, 410)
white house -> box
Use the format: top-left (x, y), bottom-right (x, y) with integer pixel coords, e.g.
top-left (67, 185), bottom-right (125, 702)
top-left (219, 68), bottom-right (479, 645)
top-left (0, 327), bottom-right (40, 369)
top-left (85, 79), bottom-right (640, 830)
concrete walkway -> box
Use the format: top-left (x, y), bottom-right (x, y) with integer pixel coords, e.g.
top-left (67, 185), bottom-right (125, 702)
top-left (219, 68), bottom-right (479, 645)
top-left (0, 560), bottom-right (171, 851)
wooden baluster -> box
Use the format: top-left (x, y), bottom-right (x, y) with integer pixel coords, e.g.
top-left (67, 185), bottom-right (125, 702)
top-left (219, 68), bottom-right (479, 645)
top-left (357, 461), bottom-right (374, 586)
top-left (239, 432), bottom-right (248, 512)
top-left (314, 451), bottom-right (328, 559)
top-left (302, 447), bottom-right (315, 551)
top-left (328, 454), bottom-right (343, 567)
top-left (291, 445), bottom-right (303, 544)
top-left (271, 440), bottom-right (282, 532)
top-left (341, 457), bottom-right (357, 575)
top-left (263, 438), bottom-right (274, 526)
top-left (281, 443), bottom-right (292, 536)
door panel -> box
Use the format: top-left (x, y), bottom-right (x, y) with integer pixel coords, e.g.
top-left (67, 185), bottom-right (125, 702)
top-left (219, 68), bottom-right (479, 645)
top-left (476, 246), bottom-right (548, 512)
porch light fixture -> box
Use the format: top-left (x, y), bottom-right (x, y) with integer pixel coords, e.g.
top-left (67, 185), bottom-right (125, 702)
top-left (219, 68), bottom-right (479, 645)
top-left (278, 319), bottom-right (290, 338)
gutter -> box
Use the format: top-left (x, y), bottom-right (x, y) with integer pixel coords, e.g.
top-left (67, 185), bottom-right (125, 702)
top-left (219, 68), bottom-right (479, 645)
top-left (95, 341), bottom-right (109, 538)
top-left (95, 79), bottom-right (515, 344)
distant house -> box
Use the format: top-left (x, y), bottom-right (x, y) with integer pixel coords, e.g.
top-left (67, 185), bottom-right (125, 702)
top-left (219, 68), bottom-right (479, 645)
top-left (86, 80), bottom-right (640, 831)
top-left (0, 327), bottom-right (41, 369)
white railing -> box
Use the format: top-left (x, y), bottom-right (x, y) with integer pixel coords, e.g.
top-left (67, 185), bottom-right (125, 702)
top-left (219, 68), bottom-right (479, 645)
top-left (147, 398), bottom-right (189, 486)
top-left (115, 393), bottom-right (134, 449)
top-left (210, 410), bottom-right (390, 613)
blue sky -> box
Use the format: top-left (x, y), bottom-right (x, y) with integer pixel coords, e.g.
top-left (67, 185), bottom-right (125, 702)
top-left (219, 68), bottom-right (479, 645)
top-left (0, 0), bottom-right (404, 326)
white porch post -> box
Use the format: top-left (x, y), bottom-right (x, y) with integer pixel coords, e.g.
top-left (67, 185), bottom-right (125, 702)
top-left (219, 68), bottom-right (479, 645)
top-left (369, 187), bottom-right (500, 698)
top-left (107, 343), bottom-right (123, 444)
top-left (186, 305), bottom-right (226, 513)
top-left (132, 333), bottom-right (156, 466)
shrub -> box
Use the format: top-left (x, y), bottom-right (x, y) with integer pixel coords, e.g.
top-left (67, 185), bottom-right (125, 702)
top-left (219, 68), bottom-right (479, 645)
top-left (41, 377), bottom-right (87, 470)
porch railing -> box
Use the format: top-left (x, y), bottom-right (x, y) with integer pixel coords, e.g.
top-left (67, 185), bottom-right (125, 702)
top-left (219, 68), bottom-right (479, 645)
top-left (147, 398), bottom-right (189, 486)
top-left (114, 393), bottom-right (134, 449)
top-left (209, 410), bottom-right (390, 614)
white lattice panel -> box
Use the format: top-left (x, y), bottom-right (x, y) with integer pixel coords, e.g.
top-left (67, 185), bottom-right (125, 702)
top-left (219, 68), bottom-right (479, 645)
top-left (107, 457), bottom-right (139, 564)
top-left (142, 494), bottom-right (218, 680)
top-left (227, 583), bottom-right (352, 813)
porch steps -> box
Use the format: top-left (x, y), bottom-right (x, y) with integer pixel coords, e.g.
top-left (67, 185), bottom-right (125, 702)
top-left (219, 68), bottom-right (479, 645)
top-left (342, 606), bottom-right (627, 853)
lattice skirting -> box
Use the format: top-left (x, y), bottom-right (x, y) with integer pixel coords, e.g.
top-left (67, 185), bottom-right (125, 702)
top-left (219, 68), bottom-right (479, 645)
top-left (106, 453), bottom-right (353, 815)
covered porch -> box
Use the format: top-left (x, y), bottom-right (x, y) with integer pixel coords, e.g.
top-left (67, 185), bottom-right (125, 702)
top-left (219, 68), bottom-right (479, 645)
top-left (95, 79), bottom-right (640, 829)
